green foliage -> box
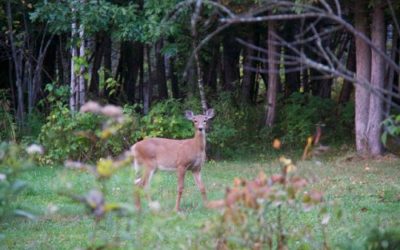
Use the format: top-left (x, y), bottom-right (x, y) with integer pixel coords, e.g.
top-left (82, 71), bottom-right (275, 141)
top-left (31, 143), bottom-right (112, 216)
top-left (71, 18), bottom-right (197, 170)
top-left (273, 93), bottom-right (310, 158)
top-left (38, 104), bottom-right (100, 164)
top-left (19, 111), bottom-right (46, 144)
top-left (0, 90), bottom-right (16, 142)
top-left (381, 115), bottom-right (400, 145)
top-left (208, 92), bottom-right (242, 157)
top-left (0, 142), bottom-right (38, 221)
top-left (30, 0), bottom-right (180, 42)
top-left (138, 99), bottom-right (193, 139)
top-left (31, 0), bottom-right (140, 39)
top-left (38, 103), bottom-right (138, 164)
top-left (276, 93), bottom-right (337, 145)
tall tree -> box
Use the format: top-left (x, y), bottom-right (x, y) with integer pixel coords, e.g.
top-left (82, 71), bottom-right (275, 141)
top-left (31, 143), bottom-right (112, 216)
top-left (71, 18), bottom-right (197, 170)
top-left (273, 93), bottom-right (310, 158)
top-left (339, 38), bottom-right (355, 104)
top-left (368, 3), bottom-right (385, 156)
top-left (222, 32), bottom-right (241, 91)
top-left (354, 0), bottom-right (371, 156)
top-left (265, 19), bottom-right (278, 127)
top-left (241, 28), bottom-right (256, 104)
top-left (155, 39), bottom-right (168, 100)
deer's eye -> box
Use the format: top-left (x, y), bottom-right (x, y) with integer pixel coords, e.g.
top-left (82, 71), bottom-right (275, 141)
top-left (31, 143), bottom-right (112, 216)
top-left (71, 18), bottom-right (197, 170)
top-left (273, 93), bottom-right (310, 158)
top-left (194, 120), bottom-right (198, 123)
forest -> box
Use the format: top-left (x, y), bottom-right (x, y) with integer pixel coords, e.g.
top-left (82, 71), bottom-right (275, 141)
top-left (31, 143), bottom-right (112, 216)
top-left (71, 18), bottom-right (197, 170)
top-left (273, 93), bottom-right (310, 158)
top-left (1, 0), bottom-right (400, 249)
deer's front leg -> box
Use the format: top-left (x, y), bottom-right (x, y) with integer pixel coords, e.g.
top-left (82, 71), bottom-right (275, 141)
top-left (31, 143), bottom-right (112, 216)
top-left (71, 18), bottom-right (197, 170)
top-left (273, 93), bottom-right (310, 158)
top-left (192, 170), bottom-right (207, 204)
top-left (175, 168), bottom-right (186, 211)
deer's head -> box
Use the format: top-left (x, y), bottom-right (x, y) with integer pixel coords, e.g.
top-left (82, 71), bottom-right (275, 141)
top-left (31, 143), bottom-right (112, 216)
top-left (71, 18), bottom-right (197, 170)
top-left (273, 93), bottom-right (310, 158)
top-left (185, 109), bottom-right (215, 134)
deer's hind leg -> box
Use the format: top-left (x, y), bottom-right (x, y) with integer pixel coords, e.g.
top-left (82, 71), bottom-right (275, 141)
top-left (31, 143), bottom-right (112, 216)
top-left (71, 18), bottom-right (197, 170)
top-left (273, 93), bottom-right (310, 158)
top-left (134, 159), bottom-right (156, 210)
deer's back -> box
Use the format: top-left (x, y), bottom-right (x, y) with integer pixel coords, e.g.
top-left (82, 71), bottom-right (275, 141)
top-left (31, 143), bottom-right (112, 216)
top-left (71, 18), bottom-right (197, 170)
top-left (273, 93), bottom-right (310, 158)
top-left (131, 137), bottom-right (205, 171)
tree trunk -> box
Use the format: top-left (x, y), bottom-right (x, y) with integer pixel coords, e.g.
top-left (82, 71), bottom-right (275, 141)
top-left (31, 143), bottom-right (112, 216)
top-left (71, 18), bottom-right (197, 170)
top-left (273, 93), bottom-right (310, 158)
top-left (89, 32), bottom-right (105, 96)
top-left (6, 0), bottom-right (25, 123)
top-left (117, 42), bottom-right (135, 103)
top-left (203, 43), bottom-right (218, 93)
top-left (102, 34), bottom-right (113, 101)
top-left (385, 24), bottom-right (399, 115)
top-left (43, 38), bottom-right (57, 85)
top-left (155, 40), bottom-right (168, 100)
top-left (265, 20), bottom-right (278, 127)
top-left (169, 57), bottom-right (180, 99)
top-left (283, 22), bottom-right (300, 96)
top-left (222, 32), bottom-right (241, 91)
top-left (367, 4), bottom-right (385, 156)
top-left (339, 38), bottom-right (355, 104)
top-left (78, 18), bottom-right (86, 108)
top-left (143, 45), bottom-right (153, 114)
top-left (241, 29), bottom-right (256, 104)
top-left (354, 1), bottom-right (371, 156)
top-left (70, 2), bottom-right (78, 111)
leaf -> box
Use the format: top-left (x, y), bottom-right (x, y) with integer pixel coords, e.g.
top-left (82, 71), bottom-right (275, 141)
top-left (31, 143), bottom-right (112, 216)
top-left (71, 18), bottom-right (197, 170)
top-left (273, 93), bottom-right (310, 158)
top-left (381, 132), bottom-right (388, 145)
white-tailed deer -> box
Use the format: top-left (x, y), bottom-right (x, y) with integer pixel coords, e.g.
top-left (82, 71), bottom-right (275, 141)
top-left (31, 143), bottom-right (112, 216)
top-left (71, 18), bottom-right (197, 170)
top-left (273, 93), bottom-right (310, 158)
top-left (130, 109), bottom-right (215, 211)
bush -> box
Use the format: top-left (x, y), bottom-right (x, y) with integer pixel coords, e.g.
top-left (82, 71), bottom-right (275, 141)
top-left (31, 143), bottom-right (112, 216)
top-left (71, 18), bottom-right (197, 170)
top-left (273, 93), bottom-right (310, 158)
top-left (137, 99), bottom-right (193, 140)
top-left (39, 103), bottom-right (138, 164)
top-left (0, 90), bottom-right (17, 142)
top-left (276, 93), bottom-right (336, 146)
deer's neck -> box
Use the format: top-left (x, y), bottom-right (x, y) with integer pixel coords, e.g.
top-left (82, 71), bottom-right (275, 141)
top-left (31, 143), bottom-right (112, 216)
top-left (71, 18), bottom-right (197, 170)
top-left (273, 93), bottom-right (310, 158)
top-left (194, 131), bottom-right (206, 151)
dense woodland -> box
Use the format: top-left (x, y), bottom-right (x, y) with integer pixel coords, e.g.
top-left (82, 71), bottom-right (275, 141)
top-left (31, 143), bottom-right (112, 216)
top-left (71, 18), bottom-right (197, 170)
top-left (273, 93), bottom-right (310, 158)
top-left (1, 0), bottom-right (400, 159)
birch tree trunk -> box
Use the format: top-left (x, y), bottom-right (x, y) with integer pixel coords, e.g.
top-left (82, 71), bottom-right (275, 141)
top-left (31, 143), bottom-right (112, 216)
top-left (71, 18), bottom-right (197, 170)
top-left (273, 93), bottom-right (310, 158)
top-left (78, 17), bottom-right (86, 108)
top-left (70, 2), bottom-right (78, 111)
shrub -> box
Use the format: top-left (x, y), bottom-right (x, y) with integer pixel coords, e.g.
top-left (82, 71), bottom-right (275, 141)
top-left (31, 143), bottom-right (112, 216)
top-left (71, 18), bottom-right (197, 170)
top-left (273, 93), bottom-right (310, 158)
top-left (39, 103), bottom-right (138, 164)
top-left (38, 104), bottom-right (102, 164)
top-left (207, 93), bottom-right (239, 157)
top-left (276, 93), bottom-right (336, 146)
top-left (137, 99), bottom-right (193, 140)
top-left (0, 90), bottom-right (17, 142)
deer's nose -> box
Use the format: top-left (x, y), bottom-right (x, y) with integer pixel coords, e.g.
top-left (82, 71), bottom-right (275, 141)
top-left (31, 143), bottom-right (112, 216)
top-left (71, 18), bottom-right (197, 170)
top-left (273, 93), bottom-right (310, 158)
top-left (198, 127), bottom-right (203, 132)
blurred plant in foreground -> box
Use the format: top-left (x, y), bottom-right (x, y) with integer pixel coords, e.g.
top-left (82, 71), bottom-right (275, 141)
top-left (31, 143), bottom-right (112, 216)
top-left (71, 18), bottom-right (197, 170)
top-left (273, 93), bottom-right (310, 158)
top-left (60, 101), bottom-right (141, 249)
top-left (0, 142), bottom-right (42, 222)
top-left (204, 155), bottom-right (335, 250)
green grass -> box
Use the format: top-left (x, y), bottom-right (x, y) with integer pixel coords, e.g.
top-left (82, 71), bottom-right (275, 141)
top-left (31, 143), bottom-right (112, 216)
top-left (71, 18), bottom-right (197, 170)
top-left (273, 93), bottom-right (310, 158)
top-left (1, 150), bottom-right (400, 249)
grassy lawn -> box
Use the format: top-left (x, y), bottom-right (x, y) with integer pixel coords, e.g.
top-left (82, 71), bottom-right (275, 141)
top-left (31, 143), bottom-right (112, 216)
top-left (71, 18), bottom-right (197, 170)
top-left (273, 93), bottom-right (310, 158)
top-left (1, 149), bottom-right (400, 249)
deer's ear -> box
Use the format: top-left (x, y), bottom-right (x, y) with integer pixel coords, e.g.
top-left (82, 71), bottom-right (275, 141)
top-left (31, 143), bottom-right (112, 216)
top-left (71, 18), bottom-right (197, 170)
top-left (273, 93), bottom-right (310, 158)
top-left (205, 108), bottom-right (215, 119)
top-left (185, 110), bottom-right (194, 120)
